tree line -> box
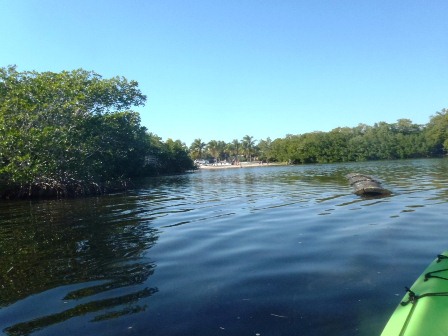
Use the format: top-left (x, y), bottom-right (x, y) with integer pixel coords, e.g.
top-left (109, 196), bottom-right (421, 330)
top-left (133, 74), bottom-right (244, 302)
top-left (189, 112), bottom-right (448, 164)
top-left (189, 135), bottom-right (258, 164)
top-left (1, 66), bottom-right (446, 198)
top-left (0, 66), bottom-right (194, 198)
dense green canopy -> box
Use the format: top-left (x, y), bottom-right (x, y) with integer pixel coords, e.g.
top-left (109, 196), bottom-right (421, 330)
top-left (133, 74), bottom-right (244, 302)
top-left (189, 112), bottom-right (448, 164)
top-left (0, 66), bottom-right (194, 198)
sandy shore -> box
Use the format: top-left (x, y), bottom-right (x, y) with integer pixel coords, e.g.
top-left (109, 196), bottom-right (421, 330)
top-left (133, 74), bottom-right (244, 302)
top-left (198, 162), bottom-right (286, 170)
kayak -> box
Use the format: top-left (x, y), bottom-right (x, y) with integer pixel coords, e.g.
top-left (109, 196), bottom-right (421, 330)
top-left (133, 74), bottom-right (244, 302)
top-left (381, 251), bottom-right (448, 335)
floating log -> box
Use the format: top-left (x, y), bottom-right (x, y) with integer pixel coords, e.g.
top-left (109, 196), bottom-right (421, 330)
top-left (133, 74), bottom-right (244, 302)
top-left (346, 173), bottom-right (391, 197)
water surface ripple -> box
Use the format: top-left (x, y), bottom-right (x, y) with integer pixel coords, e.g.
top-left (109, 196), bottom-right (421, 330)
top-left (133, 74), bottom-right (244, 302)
top-left (1, 159), bottom-right (448, 335)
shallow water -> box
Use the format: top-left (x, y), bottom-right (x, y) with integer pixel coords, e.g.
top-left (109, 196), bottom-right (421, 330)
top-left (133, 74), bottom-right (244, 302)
top-left (1, 159), bottom-right (448, 335)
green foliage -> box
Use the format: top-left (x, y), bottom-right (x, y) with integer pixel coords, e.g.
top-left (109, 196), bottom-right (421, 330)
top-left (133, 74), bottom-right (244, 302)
top-left (207, 140), bottom-right (221, 162)
top-left (187, 112), bottom-right (446, 167)
top-left (158, 139), bottom-right (195, 173)
top-left (141, 136), bottom-right (194, 175)
top-left (424, 108), bottom-right (448, 155)
top-left (257, 137), bottom-right (274, 162)
top-left (78, 111), bottom-right (149, 180)
top-left (271, 119), bottom-right (433, 164)
top-left (241, 135), bottom-right (256, 161)
top-left (0, 66), bottom-right (194, 198)
top-left (189, 138), bottom-right (206, 160)
top-left (228, 139), bottom-right (242, 162)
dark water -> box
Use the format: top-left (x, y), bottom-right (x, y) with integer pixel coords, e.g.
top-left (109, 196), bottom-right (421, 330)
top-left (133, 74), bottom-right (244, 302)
top-left (1, 159), bottom-right (448, 336)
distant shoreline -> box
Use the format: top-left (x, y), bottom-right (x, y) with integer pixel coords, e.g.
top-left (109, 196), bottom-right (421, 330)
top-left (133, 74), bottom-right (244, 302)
top-left (198, 162), bottom-right (287, 170)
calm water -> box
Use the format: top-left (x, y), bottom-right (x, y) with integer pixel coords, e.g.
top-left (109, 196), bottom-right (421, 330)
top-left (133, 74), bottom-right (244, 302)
top-left (1, 159), bottom-right (448, 336)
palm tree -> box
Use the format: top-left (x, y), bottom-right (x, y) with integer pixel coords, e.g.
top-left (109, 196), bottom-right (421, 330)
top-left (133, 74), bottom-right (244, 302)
top-left (190, 138), bottom-right (206, 160)
top-left (232, 139), bottom-right (240, 162)
top-left (207, 140), bottom-right (220, 163)
top-left (225, 142), bottom-right (235, 163)
top-left (241, 135), bottom-right (256, 162)
top-left (216, 141), bottom-right (227, 161)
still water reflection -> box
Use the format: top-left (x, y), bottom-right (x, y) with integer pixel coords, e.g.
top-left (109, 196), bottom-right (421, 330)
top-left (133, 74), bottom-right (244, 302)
top-left (1, 159), bottom-right (448, 335)
top-left (0, 197), bottom-right (158, 335)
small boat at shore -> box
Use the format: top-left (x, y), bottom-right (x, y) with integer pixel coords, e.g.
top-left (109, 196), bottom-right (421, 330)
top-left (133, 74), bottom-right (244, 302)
top-left (346, 173), bottom-right (391, 196)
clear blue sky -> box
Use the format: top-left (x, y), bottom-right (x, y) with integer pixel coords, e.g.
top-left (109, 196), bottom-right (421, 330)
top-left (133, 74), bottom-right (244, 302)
top-left (1, 1), bottom-right (447, 146)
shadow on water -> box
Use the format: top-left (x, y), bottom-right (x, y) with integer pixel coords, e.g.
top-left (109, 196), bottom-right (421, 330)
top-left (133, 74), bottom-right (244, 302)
top-left (0, 195), bottom-right (159, 336)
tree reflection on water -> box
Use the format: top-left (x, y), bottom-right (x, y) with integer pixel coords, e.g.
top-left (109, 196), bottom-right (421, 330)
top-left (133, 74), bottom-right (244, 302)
top-left (0, 195), bottom-right (159, 335)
